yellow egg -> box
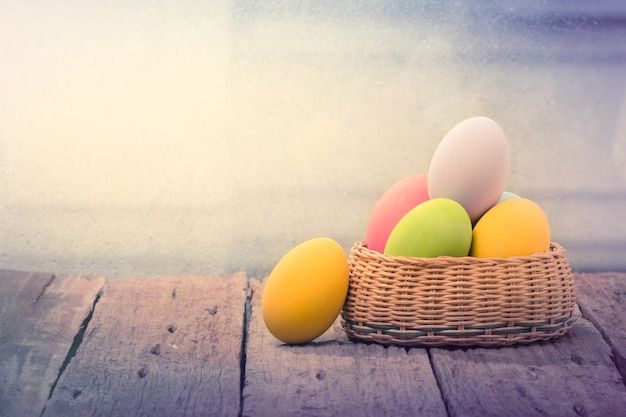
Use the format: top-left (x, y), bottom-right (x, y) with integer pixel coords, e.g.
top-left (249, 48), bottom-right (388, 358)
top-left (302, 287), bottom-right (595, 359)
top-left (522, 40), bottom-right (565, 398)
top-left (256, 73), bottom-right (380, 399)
top-left (470, 198), bottom-right (550, 258)
top-left (262, 237), bottom-right (349, 344)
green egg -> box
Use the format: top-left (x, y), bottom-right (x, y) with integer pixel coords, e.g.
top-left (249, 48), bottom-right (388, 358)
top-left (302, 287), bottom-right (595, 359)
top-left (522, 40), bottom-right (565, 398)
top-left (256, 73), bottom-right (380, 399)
top-left (384, 198), bottom-right (472, 258)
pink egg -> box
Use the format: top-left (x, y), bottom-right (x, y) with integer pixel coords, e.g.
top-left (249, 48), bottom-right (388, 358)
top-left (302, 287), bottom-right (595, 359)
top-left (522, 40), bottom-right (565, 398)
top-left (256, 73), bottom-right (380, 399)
top-left (366, 175), bottom-right (429, 253)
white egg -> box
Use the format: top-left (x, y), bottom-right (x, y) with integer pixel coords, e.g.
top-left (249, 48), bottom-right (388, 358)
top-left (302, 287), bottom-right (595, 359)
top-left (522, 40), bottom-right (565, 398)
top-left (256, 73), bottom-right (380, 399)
top-left (427, 117), bottom-right (510, 223)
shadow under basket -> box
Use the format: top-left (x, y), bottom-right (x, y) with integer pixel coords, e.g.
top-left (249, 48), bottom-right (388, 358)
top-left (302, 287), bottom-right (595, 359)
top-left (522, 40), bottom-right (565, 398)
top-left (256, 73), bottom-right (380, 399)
top-left (341, 240), bottom-right (576, 347)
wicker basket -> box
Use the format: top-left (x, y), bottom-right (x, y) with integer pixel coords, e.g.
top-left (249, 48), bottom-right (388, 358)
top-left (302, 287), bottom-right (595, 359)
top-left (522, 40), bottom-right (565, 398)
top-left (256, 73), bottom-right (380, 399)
top-left (341, 240), bottom-right (576, 347)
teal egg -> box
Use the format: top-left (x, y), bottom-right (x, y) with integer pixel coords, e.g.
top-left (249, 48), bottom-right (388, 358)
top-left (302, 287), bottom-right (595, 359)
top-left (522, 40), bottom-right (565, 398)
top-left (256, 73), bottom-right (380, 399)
top-left (384, 198), bottom-right (472, 258)
top-left (498, 191), bottom-right (520, 203)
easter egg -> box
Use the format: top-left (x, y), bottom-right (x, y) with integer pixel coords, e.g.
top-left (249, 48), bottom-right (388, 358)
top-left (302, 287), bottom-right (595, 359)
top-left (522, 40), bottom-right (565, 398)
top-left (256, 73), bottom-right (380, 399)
top-left (384, 198), bottom-right (472, 258)
top-left (428, 117), bottom-right (510, 223)
top-left (262, 237), bottom-right (349, 344)
top-left (470, 198), bottom-right (550, 258)
top-left (366, 174), bottom-right (429, 253)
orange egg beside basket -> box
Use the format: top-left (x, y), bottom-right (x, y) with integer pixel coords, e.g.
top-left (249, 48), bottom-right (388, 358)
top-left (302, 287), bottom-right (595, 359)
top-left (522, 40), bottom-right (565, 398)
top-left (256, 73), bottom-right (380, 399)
top-left (341, 240), bottom-right (576, 347)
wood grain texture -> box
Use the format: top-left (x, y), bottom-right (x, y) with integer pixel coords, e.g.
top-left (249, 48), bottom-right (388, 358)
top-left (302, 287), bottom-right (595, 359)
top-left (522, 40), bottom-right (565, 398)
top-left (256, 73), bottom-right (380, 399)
top-left (42, 273), bottom-right (247, 417)
top-left (242, 278), bottom-right (448, 417)
top-left (0, 269), bottom-right (104, 417)
top-left (3, 270), bottom-right (626, 417)
top-left (430, 306), bottom-right (626, 417)
top-left (575, 272), bottom-right (626, 382)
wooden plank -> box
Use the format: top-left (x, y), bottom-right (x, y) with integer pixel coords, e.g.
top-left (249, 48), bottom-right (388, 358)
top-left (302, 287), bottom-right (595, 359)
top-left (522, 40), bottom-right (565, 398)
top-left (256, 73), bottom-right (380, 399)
top-left (242, 278), bottom-right (448, 417)
top-left (42, 273), bottom-right (247, 417)
top-left (429, 306), bottom-right (626, 417)
top-left (0, 269), bottom-right (104, 417)
top-left (575, 272), bottom-right (626, 381)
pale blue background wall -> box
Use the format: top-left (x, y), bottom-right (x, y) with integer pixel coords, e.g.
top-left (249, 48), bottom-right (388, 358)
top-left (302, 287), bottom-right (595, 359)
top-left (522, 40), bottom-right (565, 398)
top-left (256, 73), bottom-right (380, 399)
top-left (1, 1), bottom-right (625, 278)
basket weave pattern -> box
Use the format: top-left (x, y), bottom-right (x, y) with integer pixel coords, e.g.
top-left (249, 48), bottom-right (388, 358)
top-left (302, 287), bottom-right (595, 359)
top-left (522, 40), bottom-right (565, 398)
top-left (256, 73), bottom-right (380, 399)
top-left (341, 240), bottom-right (576, 347)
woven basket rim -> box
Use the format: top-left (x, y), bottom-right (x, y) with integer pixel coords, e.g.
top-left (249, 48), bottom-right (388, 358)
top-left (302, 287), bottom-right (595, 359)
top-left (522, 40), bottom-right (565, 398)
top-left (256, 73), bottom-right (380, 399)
top-left (352, 239), bottom-right (565, 265)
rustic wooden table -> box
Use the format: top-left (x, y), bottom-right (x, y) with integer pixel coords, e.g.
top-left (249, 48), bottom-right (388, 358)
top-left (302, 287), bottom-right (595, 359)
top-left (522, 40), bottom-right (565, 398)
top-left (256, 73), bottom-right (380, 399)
top-left (1, 269), bottom-right (625, 417)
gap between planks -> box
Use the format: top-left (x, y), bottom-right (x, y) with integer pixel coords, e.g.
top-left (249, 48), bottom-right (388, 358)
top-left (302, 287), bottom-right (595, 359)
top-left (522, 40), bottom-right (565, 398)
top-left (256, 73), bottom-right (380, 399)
top-left (575, 272), bottom-right (626, 386)
top-left (45, 290), bottom-right (102, 407)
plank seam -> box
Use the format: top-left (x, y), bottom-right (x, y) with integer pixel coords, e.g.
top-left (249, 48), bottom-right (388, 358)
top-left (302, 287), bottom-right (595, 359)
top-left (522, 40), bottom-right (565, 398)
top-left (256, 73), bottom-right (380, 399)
top-left (40, 289), bottom-right (102, 417)
top-left (576, 300), bottom-right (626, 388)
top-left (426, 348), bottom-right (453, 417)
top-left (35, 274), bottom-right (56, 304)
top-left (239, 278), bottom-right (252, 417)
